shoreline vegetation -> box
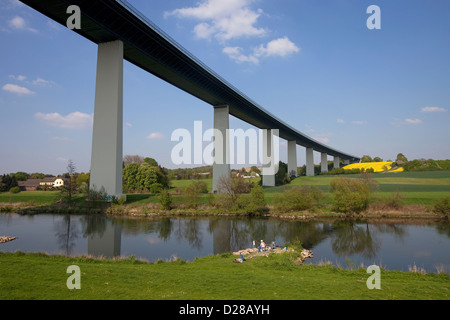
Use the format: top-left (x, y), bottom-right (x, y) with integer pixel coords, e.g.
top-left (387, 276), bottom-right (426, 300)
top-left (1, 171), bottom-right (449, 221)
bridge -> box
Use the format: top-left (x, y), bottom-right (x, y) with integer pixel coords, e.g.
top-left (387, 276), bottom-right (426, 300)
top-left (20, 0), bottom-right (360, 197)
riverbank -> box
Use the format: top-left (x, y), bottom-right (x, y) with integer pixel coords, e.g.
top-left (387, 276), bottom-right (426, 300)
top-left (0, 250), bottom-right (448, 300)
top-left (2, 200), bottom-right (444, 223)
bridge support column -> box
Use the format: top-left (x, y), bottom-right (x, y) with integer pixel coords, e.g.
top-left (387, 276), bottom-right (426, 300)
top-left (262, 129), bottom-right (276, 186)
top-left (321, 152), bottom-right (328, 173)
top-left (212, 105), bottom-right (230, 193)
top-left (306, 147), bottom-right (314, 177)
top-left (89, 40), bottom-right (125, 200)
top-left (288, 141), bottom-right (297, 178)
top-left (344, 159), bottom-right (350, 166)
top-left (334, 156), bottom-right (340, 169)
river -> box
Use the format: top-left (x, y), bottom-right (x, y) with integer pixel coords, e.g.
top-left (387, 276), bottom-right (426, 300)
top-left (1, 213), bottom-right (449, 273)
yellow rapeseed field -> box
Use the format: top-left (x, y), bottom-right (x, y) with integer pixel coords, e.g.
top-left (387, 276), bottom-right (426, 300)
top-left (342, 161), bottom-right (404, 173)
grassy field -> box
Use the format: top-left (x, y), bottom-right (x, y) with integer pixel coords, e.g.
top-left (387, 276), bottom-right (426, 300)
top-left (1, 171), bottom-right (449, 212)
top-left (0, 251), bottom-right (448, 300)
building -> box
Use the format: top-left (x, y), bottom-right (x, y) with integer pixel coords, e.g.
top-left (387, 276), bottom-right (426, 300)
top-left (18, 177), bottom-right (67, 191)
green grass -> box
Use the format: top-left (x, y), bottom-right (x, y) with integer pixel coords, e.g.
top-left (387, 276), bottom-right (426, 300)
top-left (0, 251), bottom-right (448, 300)
top-left (0, 191), bottom-right (61, 204)
top-left (2, 171), bottom-right (449, 212)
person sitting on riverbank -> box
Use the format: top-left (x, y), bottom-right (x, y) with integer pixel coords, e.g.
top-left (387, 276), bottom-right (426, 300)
top-left (259, 240), bottom-right (266, 252)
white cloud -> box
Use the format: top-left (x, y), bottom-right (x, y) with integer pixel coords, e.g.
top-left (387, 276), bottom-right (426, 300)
top-left (35, 112), bottom-right (93, 129)
top-left (126, 122), bottom-right (133, 127)
top-left (254, 37), bottom-right (300, 58)
top-left (223, 46), bottom-right (259, 64)
top-left (405, 118), bottom-right (422, 125)
top-left (9, 16), bottom-right (37, 33)
top-left (56, 157), bottom-right (69, 163)
top-left (9, 74), bottom-right (26, 81)
top-left (167, 0), bottom-right (300, 65)
top-left (166, 0), bottom-right (266, 41)
top-left (223, 37), bottom-right (299, 64)
top-left (147, 132), bottom-right (165, 140)
top-left (32, 77), bottom-right (55, 87)
top-left (421, 106), bottom-right (447, 113)
top-left (2, 83), bottom-right (35, 95)
top-left (337, 118), bottom-right (345, 124)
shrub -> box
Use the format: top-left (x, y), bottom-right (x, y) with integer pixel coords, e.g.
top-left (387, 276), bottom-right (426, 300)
top-left (329, 177), bottom-right (371, 214)
top-left (383, 191), bottom-right (404, 209)
top-left (246, 185), bottom-right (267, 214)
top-left (158, 189), bottom-right (172, 210)
top-left (274, 186), bottom-right (325, 212)
top-left (9, 186), bottom-right (21, 194)
top-left (184, 180), bottom-right (208, 208)
top-left (150, 183), bottom-right (163, 194)
top-left (433, 196), bottom-right (450, 218)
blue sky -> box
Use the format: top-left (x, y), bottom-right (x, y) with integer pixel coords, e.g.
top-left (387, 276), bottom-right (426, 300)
top-left (1, 0), bottom-right (449, 175)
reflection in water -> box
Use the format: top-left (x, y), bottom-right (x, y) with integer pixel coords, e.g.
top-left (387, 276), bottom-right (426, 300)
top-left (330, 222), bottom-right (381, 259)
top-left (1, 214), bottom-right (449, 272)
top-left (54, 215), bottom-right (81, 256)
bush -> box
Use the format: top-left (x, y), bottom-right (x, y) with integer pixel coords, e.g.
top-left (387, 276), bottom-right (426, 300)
top-left (274, 186), bottom-right (325, 212)
top-left (150, 183), bottom-right (163, 194)
top-left (433, 196), bottom-right (450, 218)
top-left (329, 177), bottom-right (371, 214)
top-left (245, 185), bottom-right (267, 214)
top-left (9, 186), bottom-right (21, 194)
top-left (184, 180), bottom-right (208, 208)
top-left (159, 189), bottom-right (172, 210)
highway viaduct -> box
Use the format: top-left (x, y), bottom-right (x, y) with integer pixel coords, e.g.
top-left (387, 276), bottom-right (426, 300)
top-left (20, 0), bottom-right (360, 198)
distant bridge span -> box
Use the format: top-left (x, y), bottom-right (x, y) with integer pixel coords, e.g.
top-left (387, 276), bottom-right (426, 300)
top-left (20, 0), bottom-right (360, 196)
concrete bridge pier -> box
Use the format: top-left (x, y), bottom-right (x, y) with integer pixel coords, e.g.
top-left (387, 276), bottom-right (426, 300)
top-left (288, 140), bottom-right (298, 178)
top-left (212, 105), bottom-right (231, 193)
top-left (89, 40), bottom-right (125, 200)
top-left (262, 129), bottom-right (276, 186)
top-left (321, 152), bottom-right (328, 173)
top-left (306, 147), bottom-right (314, 177)
top-left (334, 156), bottom-right (340, 169)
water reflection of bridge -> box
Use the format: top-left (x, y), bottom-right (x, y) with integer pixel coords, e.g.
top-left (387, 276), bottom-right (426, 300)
top-left (73, 216), bottom-right (406, 261)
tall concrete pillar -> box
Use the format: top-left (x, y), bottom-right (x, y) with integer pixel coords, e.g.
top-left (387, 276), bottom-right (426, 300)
top-left (321, 152), bottom-right (328, 173)
top-left (212, 105), bottom-right (230, 193)
top-left (262, 129), bottom-right (276, 186)
top-left (288, 140), bottom-right (297, 178)
top-left (306, 147), bottom-right (314, 177)
top-left (344, 159), bottom-right (350, 166)
top-left (89, 40), bottom-right (125, 200)
top-left (334, 156), bottom-right (340, 169)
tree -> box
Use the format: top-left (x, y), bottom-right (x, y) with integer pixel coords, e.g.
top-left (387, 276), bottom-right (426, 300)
top-left (373, 157), bottom-right (383, 162)
top-left (123, 154), bottom-right (144, 166)
top-left (143, 157), bottom-right (158, 167)
top-left (60, 160), bottom-right (78, 206)
top-left (123, 163), bottom-right (140, 192)
top-left (361, 155), bottom-right (373, 163)
top-left (0, 174), bottom-right (17, 192)
top-left (14, 172), bottom-right (29, 181)
top-left (275, 161), bottom-right (290, 186)
top-left (395, 153), bottom-right (408, 166)
top-left (137, 162), bottom-right (157, 191)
